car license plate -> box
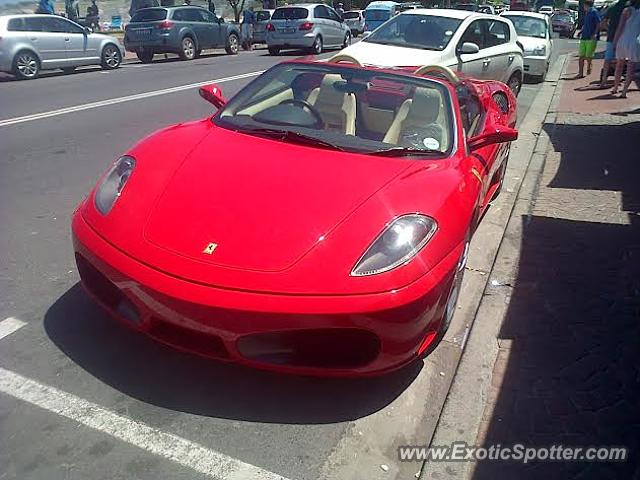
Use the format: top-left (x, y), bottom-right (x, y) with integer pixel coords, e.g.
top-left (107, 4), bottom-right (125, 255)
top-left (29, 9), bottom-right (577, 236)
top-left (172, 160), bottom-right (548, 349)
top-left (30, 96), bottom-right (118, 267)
top-left (285, 27), bottom-right (296, 33)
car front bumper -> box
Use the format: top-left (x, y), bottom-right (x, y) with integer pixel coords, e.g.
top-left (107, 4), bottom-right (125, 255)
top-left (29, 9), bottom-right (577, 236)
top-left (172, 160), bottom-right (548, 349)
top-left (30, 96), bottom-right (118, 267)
top-left (523, 55), bottom-right (548, 76)
top-left (72, 210), bottom-right (461, 376)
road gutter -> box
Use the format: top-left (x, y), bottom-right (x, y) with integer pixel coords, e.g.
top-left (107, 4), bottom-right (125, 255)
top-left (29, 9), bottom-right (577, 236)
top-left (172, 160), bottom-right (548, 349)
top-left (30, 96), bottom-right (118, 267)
top-left (419, 54), bottom-right (569, 480)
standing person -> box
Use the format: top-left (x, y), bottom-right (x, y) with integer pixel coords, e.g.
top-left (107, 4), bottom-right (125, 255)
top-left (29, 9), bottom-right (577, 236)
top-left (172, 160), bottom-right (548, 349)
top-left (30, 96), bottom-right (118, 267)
top-left (336, 2), bottom-right (345, 17)
top-left (612, 0), bottom-right (640, 97)
top-left (241, 6), bottom-right (255, 50)
top-left (35, 0), bottom-right (55, 14)
top-left (86, 0), bottom-right (100, 30)
top-left (208, 0), bottom-right (216, 15)
top-left (577, 0), bottom-right (601, 77)
top-left (65, 0), bottom-right (80, 20)
top-left (600, 0), bottom-right (628, 87)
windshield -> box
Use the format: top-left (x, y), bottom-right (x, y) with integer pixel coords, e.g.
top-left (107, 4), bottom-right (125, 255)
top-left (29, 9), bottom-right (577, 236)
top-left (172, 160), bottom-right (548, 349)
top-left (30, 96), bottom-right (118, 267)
top-left (365, 14), bottom-right (463, 51)
top-left (131, 8), bottom-right (167, 22)
top-left (552, 13), bottom-right (572, 22)
top-left (215, 63), bottom-right (454, 157)
top-left (364, 9), bottom-right (391, 21)
top-left (503, 16), bottom-right (547, 38)
top-left (271, 7), bottom-right (308, 20)
top-left (344, 11), bottom-right (361, 19)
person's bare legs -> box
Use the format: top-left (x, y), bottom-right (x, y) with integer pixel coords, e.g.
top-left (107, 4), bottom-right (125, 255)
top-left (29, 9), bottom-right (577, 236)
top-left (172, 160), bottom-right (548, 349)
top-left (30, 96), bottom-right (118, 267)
top-left (600, 59), bottom-right (611, 87)
top-left (578, 56), bottom-right (586, 78)
top-left (612, 58), bottom-right (625, 93)
top-left (587, 57), bottom-right (593, 75)
top-left (620, 60), bottom-right (636, 97)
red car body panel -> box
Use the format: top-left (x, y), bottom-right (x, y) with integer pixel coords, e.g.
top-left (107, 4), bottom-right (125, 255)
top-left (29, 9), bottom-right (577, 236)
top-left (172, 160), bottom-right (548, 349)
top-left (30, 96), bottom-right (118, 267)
top-left (73, 61), bottom-right (517, 375)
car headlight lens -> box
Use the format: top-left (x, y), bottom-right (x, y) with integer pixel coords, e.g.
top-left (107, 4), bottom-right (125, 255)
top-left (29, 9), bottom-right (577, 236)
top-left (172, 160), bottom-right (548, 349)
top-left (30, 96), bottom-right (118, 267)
top-left (533, 45), bottom-right (547, 56)
top-left (351, 214), bottom-right (438, 276)
top-left (94, 156), bottom-right (135, 215)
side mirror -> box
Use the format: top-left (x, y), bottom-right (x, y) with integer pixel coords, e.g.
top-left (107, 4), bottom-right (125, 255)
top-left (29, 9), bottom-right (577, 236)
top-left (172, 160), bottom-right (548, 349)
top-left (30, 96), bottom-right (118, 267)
top-left (458, 42), bottom-right (480, 55)
top-left (199, 83), bottom-right (227, 109)
top-left (468, 126), bottom-right (518, 151)
top-left (361, 31), bottom-right (371, 39)
top-left (84, 26), bottom-right (92, 34)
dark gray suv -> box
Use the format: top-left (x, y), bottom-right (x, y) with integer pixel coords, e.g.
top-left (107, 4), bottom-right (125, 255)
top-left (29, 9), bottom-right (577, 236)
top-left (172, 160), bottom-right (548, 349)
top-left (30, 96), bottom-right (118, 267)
top-left (124, 6), bottom-right (240, 63)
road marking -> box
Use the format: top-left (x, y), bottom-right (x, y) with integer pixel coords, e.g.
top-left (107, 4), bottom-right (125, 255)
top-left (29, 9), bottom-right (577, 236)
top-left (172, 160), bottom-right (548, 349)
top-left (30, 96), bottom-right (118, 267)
top-left (0, 367), bottom-right (290, 480)
top-left (0, 70), bottom-right (264, 128)
top-left (0, 317), bottom-right (27, 340)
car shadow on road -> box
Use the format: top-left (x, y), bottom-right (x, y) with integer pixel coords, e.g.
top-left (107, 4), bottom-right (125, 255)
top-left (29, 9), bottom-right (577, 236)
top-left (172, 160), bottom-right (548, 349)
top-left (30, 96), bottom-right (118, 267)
top-left (473, 121), bottom-right (640, 479)
top-left (44, 284), bottom-right (422, 424)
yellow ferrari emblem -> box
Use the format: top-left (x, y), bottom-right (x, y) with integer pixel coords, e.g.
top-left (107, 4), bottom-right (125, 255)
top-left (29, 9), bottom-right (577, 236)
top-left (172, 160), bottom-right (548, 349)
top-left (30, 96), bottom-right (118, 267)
top-left (202, 242), bottom-right (218, 255)
top-left (471, 168), bottom-right (483, 183)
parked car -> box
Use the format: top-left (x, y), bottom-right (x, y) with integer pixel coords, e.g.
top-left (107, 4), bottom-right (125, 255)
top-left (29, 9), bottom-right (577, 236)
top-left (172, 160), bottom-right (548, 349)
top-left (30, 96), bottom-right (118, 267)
top-left (340, 9), bottom-right (525, 94)
top-left (253, 9), bottom-right (274, 44)
top-left (72, 58), bottom-right (517, 375)
top-left (363, 1), bottom-right (400, 32)
top-left (0, 14), bottom-right (123, 80)
top-left (455, 3), bottom-right (479, 11)
top-left (502, 11), bottom-right (552, 81)
top-left (265, 4), bottom-right (351, 55)
top-left (343, 10), bottom-right (365, 37)
top-left (550, 10), bottom-right (576, 38)
top-left (538, 5), bottom-right (554, 15)
top-left (124, 6), bottom-right (240, 63)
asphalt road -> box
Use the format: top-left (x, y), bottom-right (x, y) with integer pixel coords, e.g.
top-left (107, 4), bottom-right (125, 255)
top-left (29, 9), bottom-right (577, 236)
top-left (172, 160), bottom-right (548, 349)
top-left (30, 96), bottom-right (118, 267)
top-left (0, 40), bottom-right (575, 480)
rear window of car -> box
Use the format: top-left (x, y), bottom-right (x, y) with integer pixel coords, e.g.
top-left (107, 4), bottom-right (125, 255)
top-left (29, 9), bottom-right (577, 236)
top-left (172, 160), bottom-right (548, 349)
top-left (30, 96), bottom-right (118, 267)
top-left (553, 14), bottom-right (572, 21)
top-left (272, 7), bottom-right (308, 20)
top-left (364, 9), bottom-right (390, 21)
top-left (343, 11), bottom-right (360, 19)
top-left (256, 10), bottom-right (271, 21)
top-left (7, 18), bottom-right (26, 31)
top-left (131, 8), bottom-right (168, 22)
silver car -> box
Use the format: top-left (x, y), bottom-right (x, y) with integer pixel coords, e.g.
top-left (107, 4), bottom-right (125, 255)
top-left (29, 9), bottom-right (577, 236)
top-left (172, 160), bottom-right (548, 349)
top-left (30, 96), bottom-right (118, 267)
top-left (0, 14), bottom-right (124, 80)
top-left (266, 4), bottom-right (351, 55)
top-left (343, 10), bottom-right (365, 37)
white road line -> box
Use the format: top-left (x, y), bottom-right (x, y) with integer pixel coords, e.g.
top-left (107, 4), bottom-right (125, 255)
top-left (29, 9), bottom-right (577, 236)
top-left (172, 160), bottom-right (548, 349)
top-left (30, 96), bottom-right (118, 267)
top-left (0, 367), bottom-right (290, 480)
top-left (0, 317), bottom-right (27, 340)
top-left (0, 70), bottom-right (263, 128)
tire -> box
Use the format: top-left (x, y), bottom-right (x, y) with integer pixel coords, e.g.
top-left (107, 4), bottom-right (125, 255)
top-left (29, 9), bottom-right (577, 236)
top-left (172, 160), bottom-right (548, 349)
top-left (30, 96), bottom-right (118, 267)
top-left (507, 71), bottom-right (522, 96)
top-left (195, 48), bottom-right (202, 58)
top-left (13, 50), bottom-right (40, 80)
top-left (342, 32), bottom-right (351, 48)
top-left (225, 33), bottom-right (239, 55)
top-left (490, 145), bottom-right (510, 202)
top-left (61, 66), bottom-right (76, 74)
top-left (136, 50), bottom-right (154, 63)
top-left (268, 46), bottom-right (280, 55)
top-left (310, 35), bottom-right (323, 55)
top-left (101, 43), bottom-right (121, 70)
top-left (179, 36), bottom-right (196, 61)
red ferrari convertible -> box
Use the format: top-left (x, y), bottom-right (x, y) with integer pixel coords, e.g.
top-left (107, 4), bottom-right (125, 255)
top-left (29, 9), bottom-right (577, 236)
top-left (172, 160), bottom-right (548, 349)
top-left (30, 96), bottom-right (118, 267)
top-left (72, 56), bottom-right (517, 376)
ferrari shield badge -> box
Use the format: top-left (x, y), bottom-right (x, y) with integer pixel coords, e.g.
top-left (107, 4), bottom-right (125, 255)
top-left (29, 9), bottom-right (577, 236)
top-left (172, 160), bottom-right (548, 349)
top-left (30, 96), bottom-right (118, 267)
top-left (203, 242), bottom-right (218, 255)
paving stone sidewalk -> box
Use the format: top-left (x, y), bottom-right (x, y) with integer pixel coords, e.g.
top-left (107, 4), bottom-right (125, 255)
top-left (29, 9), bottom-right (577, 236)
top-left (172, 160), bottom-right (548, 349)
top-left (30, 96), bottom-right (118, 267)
top-left (471, 57), bottom-right (640, 480)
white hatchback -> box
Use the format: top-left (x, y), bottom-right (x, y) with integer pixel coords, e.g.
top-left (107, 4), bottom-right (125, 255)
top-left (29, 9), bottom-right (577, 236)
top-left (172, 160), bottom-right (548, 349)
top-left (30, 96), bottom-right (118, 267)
top-left (501, 11), bottom-right (553, 81)
top-left (338, 9), bottom-right (524, 94)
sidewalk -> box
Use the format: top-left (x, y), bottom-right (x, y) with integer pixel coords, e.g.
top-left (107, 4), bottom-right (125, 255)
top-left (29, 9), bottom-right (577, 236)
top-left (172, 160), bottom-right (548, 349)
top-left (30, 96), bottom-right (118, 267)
top-left (423, 51), bottom-right (640, 479)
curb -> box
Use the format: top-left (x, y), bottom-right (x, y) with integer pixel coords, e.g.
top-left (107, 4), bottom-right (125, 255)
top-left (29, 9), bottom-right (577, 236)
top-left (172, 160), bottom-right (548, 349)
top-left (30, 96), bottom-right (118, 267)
top-left (418, 53), bottom-right (569, 480)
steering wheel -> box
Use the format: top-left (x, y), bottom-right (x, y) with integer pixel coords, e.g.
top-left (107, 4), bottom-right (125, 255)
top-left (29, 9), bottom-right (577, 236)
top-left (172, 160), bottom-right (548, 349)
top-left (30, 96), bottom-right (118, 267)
top-left (328, 54), bottom-right (363, 66)
top-left (414, 64), bottom-right (461, 86)
top-left (279, 99), bottom-right (324, 128)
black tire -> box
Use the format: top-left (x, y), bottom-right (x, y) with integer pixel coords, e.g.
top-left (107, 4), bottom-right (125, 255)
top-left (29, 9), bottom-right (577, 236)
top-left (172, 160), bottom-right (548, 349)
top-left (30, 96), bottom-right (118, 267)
top-left (195, 48), bottom-right (202, 58)
top-left (136, 50), bottom-right (154, 63)
top-left (268, 46), bottom-right (280, 55)
top-left (342, 32), bottom-right (351, 48)
top-left (225, 33), bottom-right (239, 55)
top-left (179, 36), bottom-right (196, 60)
top-left (310, 35), bottom-right (322, 55)
top-left (507, 71), bottom-right (522, 96)
top-left (101, 43), bottom-right (122, 70)
top-left (61, 66), bottom-right (76, 74)
top-left (13, 50), bottom-right (40, 80)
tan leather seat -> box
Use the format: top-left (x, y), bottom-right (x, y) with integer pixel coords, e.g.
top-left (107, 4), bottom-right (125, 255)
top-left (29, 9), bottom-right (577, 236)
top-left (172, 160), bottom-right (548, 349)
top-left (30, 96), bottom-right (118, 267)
top-left (383, 87), bottom-right (445, 149)
top-left (307, 74), bottom-right (356, 135)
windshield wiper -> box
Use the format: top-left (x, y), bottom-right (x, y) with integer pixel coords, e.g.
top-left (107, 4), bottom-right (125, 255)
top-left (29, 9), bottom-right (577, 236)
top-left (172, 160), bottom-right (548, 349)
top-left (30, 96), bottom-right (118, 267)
top-left (369, 147), bottom-right (443, 157)
top-left (237, 127), bottom-right (345, 151)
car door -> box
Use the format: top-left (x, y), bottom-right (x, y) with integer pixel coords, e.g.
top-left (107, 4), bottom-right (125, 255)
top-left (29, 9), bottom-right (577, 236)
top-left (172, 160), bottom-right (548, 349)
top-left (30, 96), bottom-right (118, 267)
top-left (189, 8), bottom-right (216, 48)
top-left (326, 6), bottom-right (346, 45)
top-left (58, 17), bottom-right (98, 63)
top-left (22, 17), bottom-right (68, 67)
top-left (456, 19), bottom-right (489, 78)
top-left (482, 18), bottom-right (515, 82)
top-left (316, 5), bottom-right (338, 46)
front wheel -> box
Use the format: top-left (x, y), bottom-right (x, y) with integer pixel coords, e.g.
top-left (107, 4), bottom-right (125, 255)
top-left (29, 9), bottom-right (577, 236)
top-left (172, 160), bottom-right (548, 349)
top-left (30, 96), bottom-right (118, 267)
top-left (310, 36), bottom-right (322, 55)
top-left (225, 33), bottom-right (239, 55)
top-left (507, 72), bottom-right (522, 96)
top-left (342, 32), bottom-right (351, 48)
top-left (13, 50), bottom-right (40, 80)
top-left (179, 36), bottom-right (196, 60)
top-left (101, 44), bottom-right (122, 70)
top-left (268, 46), bottom-right (280, 55)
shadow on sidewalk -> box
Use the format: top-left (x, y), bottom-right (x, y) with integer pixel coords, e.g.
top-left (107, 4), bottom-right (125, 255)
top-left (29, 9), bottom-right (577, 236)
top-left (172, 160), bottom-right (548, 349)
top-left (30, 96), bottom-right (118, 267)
top-left (473, 121), bottom-right (640, 479)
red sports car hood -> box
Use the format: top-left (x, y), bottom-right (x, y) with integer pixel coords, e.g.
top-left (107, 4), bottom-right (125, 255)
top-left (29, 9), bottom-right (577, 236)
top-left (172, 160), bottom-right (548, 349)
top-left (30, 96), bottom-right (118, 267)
top-left (142, 126), bottom-right (410, 273)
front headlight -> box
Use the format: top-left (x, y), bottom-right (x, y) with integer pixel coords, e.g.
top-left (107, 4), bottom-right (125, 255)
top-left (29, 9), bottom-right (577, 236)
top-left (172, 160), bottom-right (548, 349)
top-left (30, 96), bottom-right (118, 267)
top-left (351, 214), bottom-right (438, 277)
top-left (533, 45), bottom-right (547, 56)
top-left (94, 156), bottom-right (135, 215)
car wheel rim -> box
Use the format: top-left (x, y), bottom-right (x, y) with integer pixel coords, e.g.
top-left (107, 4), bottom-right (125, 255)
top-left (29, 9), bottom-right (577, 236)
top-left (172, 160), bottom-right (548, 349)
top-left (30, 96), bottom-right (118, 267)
top-left (314, 38), bottom-right (321, 54)
top-left (183, 39), bottom-right (195, 58)
top-left (443, 240), bottom-right (469, 332)
top-left (17, 54), bottom-right (37, 77)
top-left (344, 34), bottom-right (350, 47)
top-left (508, 76), bottom-right (521, 95)
top-left (105, 47), bottom-right (120, 67)
top-left (229, 35), bottom-right (238, 53)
